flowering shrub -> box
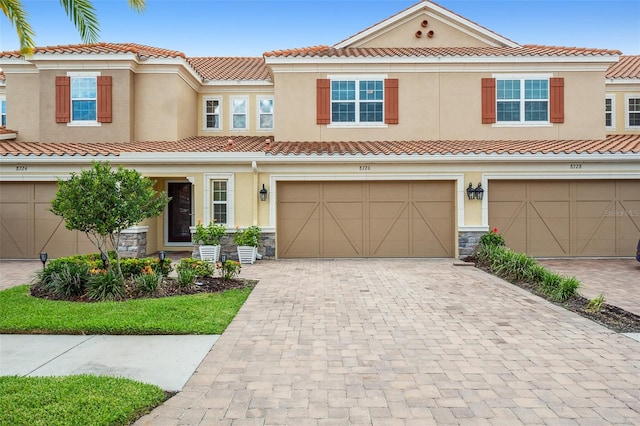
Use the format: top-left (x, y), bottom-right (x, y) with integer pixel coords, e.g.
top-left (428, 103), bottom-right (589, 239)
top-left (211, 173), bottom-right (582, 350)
top-left (233, 225), bottom-right (261, 247)
top-left (134, 266), bottom-right (163, 294)
top-left (480, 227), bottom-right (505, 248)
top-left (193, 220), bottom-right (226, 245)
top-left (217, 260), bottom-right (241, 280)
top-left (176, 257), bottom-right (214, 278)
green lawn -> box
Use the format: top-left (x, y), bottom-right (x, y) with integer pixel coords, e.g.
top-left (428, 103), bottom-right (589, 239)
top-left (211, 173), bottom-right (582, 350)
top-left (0, 283), bottom-right (254, 425)
top-left (0, 375), bottom-right (166, 426)
top-left (0, 284), bottom-right (252, 335)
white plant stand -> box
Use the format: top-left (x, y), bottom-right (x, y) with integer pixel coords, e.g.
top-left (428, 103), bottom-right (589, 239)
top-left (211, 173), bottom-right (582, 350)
top-left (237, 246), bottom-right (257, 264)
top-left (199, 245), bottom-right (221, 263)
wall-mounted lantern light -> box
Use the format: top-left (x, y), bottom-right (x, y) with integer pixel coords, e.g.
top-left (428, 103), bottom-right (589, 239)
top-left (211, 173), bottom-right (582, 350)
top-left (259, 184), bottom-right (268, 202)
top-left (466, 182), bottom-right (484, 200)
top-left (39, 252), bottom-right (48, 269)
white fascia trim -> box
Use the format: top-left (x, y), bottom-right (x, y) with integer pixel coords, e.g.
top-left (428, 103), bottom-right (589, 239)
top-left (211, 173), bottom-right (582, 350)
top-left (484, 172), bottom-right (640, 181)
top-left (267, 173), bottom-right (466, 230)
top-left (0, 133), bottom-right (17, 140)
top-left (0, 174), bottom-right (71, 181)
top-left (203, 80), bottom-right (272, 86)
top-left (606, 78), bottom-right (640, 84)
top-left (265, 55), bottom-right (618, 67)
top-left (334, 1), bottom-right (518, 49)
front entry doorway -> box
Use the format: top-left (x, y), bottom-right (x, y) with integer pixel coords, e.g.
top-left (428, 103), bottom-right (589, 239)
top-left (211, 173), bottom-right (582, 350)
top-left (167, 182), bottom-right (193, 243)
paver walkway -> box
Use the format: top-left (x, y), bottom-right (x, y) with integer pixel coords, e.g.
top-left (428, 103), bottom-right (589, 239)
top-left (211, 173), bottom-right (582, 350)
top-left (136, 259), bottom-right (640, 425)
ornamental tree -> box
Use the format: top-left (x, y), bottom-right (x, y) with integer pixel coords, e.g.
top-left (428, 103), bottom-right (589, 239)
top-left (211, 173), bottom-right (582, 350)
top-left (50, 161), bottom-right (169, 277)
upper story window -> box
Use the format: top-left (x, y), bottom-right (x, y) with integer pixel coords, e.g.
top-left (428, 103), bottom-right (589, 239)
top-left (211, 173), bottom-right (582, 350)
top-left (316, 77), bottom-right (398, 126)
top-left (1, 97), bottom-right (6, 126)
top-left (204, 97), bottom-right (221, 130)
top-left (331, 79), bottom-right (383, 124)
top-left (231, 96), bottom-right (248, 130)
top-left (626, 95), bottom-right (640, 129)
top-left (482, 74), bottom-right (563, 125)
top-left (605, 95), bottom-right (615, 130)
top-left (257, 97), bottom-right (274, 130)
top-left (56, 72), bottom-right (112, 125)
top-left (70, 74), bottom-right (98, 122)
top-left (497, 78), bottom-right (548, 123)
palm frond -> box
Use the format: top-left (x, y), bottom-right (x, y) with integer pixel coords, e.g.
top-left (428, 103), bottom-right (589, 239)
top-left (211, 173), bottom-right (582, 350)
top-left (0, 0), bottom-right (37, 55)
top-left (59, 0), bottom-right (100, 44)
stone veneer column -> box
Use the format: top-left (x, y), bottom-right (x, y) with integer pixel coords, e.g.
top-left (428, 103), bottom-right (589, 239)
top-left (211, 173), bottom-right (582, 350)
top-left (458, 230), bottom-right (485, 258)
top-left (117, 226), bottom-right (148, 258)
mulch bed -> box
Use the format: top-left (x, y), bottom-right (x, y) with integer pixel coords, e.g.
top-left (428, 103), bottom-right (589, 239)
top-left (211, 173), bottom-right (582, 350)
top-left (466, 257), bottom-right (640, 333)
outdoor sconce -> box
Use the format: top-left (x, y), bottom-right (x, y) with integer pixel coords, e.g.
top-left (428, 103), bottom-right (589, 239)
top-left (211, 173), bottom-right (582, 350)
top-left (100, 251), bottom-right (108, 268)
top-left (466, 182), bottom-right (484, 200)
top-left (39, 252), bottom-right (48, 269)
top-left (259, 184), bottom-right (268, 202)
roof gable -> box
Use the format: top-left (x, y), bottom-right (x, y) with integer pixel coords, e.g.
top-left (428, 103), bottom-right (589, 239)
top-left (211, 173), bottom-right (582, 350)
top-left (334, 0), bottom-right (519, 49)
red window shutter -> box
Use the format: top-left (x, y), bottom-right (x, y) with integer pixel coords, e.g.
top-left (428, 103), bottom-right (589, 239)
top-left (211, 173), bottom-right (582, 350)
top-left (549, 77), bottom-right (564, 123)
top-left (481, 78), bottom-right (496, 124)
top-left (55, 76), bottom-right (70, 123)
top-left (316, 79), bottom-right (330, 124)
top-left (97, 75), bottom-right (112, 123)
top-left (384, 78), bottom-right (399, 124)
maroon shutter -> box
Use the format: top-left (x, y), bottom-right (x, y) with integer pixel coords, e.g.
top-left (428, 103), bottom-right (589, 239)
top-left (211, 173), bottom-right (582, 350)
top-left (97, 75), bottom-right (112, 123)
top-left (384, 78), bottom-right (399, 124)
top-left (316, 79), bottom-right (330, 124)
top-left (55, 76), bottom-right (70, 123)
top-left (549, 77), bottom-right (564, 123)
top-left (481, 78), bottom-right (496, 124)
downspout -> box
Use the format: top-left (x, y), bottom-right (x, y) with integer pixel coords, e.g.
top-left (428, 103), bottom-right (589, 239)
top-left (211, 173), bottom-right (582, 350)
top-left (252, 161), bottom-right (258, 226)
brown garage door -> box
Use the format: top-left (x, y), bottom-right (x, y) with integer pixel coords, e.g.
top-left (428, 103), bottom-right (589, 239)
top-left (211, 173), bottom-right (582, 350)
top-left (0, 182), bottom-right (94, 259)
top-left (489, 180), bottom-right (640, 257)
top-left (277, 181), bottom-right (455, 258)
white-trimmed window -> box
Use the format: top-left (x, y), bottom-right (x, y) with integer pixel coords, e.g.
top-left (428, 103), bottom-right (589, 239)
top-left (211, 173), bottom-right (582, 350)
top-left (204, 97), bottom-right (222, 130)
top-left (69, 71), bottom-right (99, 124)
top-left (257, 96), bottom-right (274, 130)
top-left (626, 95), bottom-right (640, 129)
top-left (230, 96), bottom-right (248, 130)
top-left (0, 97), bottom-right (6, 126)
top-left (331, 77), bottom-right (384, 125)
top-left (204, 173), bottom-right (234, 228)
top-left (496, 76), bottom-right (549, 123)
top-left (605, 94), bottom-right (615, 130)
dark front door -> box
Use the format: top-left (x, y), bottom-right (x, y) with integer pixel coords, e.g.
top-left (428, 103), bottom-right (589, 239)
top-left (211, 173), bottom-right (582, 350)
top-left (167, 182), bottom-right (192, 243)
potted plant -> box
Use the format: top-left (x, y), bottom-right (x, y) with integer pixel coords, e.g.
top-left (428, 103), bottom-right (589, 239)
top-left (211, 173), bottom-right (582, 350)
top-left (234, 225), bottom-right (261, 264)
top-left (193, 220), bottom-right (226, 263)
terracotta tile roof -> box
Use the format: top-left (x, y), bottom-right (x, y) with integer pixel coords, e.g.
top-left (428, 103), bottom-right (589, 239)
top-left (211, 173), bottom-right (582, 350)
top-left (0, 43), bottom-right (186, 59)
top-left (2, 135), bottom-right (639, 157)
top-left (186, 57), bottom-right (270, 81)
top-left (264, 45), bottom-right (621, 58)
top-left (606, 55), bottom-right (640, 79)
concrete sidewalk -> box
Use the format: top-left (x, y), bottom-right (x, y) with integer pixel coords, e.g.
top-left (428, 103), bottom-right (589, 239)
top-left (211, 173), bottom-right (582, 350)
top-left (0, 334), bottom-right (218, 391)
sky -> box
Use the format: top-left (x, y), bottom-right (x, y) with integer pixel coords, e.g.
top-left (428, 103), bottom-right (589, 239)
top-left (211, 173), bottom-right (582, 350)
top-left (1, 0), bottom-right (639, 57)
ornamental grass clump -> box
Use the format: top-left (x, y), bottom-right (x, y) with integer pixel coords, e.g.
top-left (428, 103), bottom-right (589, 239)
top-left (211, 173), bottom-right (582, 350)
top-left (476, 228), bottom-right (580, 302)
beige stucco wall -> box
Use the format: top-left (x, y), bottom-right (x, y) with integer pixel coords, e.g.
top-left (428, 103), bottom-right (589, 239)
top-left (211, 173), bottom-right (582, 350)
top-left (272, 67), bottom-right (607, 142)
top-left (33, 69), bottom-right (134, 143)
top-left (5, 73), bottom-right (40, 141)
top-left (355, 14), bottom-right (494, 49)
top-left (134, 73), bottom-right (197, 141)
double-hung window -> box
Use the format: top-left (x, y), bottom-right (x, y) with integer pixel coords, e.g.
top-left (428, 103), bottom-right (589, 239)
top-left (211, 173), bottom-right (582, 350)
top-left (626, 95), bottom-right (640, 129)
top-left (496, 77), bottom-right (549, 123)
top-left (605, 95), bottom-right (615, 130)
top-left (204, 97), bottom-right (222, 130)
top-left (231, 96), bottom-right (248, 130)
top-left (69, 72), bottom-right (99, 123)
top-left (331, 78), bottom-right (384, 124)
top-left (1, 97), bottom-right (6, 126)
top-left (205, 173), bottom-right (234, 228)
top-left (257, 97), bottom-right (274, 130)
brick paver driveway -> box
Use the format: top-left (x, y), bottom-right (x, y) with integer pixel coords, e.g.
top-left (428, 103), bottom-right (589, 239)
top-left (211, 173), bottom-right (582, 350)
top-left (136, 259), bottom-right (640, 425)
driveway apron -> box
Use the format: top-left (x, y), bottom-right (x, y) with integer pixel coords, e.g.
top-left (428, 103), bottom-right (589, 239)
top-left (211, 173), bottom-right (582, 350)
top-left (136, 259), bottom-right (640, 425)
